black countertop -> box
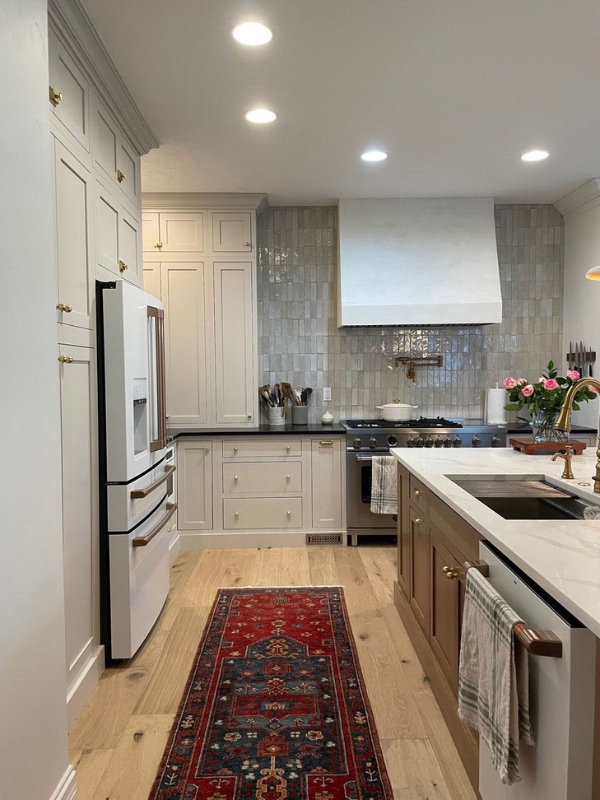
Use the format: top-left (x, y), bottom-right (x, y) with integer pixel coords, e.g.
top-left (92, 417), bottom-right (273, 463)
top-left (168, 422), bottom-right (347, 440)
top-left (506, 423), bottom-right (598, 434)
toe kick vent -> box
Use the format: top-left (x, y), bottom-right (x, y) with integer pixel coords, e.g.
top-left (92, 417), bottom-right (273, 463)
top-left (306, 533), bottom-right (344, 546)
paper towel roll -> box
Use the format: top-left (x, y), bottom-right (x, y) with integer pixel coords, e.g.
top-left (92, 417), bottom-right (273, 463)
top-left (485, 387), bottom-right (507, 425)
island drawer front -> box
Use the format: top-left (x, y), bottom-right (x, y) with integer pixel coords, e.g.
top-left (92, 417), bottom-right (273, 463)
top-left (430, 493), bottom-right (481, 562)
top-left (223, 497), bottom-right (303, 530)
top-left (222, 439), bottom-right (302, 459)
top-left (409, 475), bottom-right (430, 514)
top-left (222, 461), bottom-right (302, 495)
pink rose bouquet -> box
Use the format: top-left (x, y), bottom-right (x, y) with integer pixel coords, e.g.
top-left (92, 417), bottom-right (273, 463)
top-left (504, 360), bottom-right (597, 417)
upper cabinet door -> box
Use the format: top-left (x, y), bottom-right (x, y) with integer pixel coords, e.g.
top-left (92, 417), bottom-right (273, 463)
top-left (119, 210), bottom-right (141, 286)
top-left (53, 140), bottom-right (93, 331)
top-left (49, 30), bottom-right (90, 151)
top-left (212, 212), bottom-right (252, 252)
top-left (95, 181), bottom-right (120, 276)
top-left (117, 137), bottom-right (139, 206)
top-left (159, 213), bottom-right (204, 253)
top-left (213, 261), bottom-right (255, 424)
top-left (92, 94), bottom-right (141, 208)
top-left (143, 262), bottom-right (161, 300)
top-left (142, 212), bottom-right (160, 252)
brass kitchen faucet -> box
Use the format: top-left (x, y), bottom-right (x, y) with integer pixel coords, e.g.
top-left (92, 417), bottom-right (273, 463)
top-left (555, 378), bottom-right (600, 492)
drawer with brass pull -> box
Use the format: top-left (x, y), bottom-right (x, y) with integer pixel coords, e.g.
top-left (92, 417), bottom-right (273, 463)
top-left (222, 461), bottom-right (302, 495)
top-left (409, 475), bottom-right (429, 513)
top-left (222, 439), bottom-right (301, 459)
top-left (223, 497), bottom-right (303, 530)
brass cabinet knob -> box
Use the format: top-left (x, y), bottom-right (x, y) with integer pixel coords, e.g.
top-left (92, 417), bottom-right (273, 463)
top-left (205, 445), bottom-right (210, 452)
top-left (119, 260), bottom-right (128, 272)
top-left (285, 445), bottom-right (291, 453)
top-left (247, 414), bottom-right (252, 419)
top-left (245, 241), bottom-right (251, 247)
top-left (234, 511), bottom-right (239, 518)
top-left (414, 517), bottom-right (422, 525)
top-left (286, 475), bottom-right (291, 482)
top-left (443, 565), bottom-right (459, 580)
top-left (234, 475), bottom-right (239, 482)
top-left (233, 446), bottom-right (238, 453)
top-left (56, 302), bottom-right (72, 313)
top-left (287, 510), bottom-right (291, 518)
top-left (116, 169), bottom-right (126, 183)
top-left (154, 241), bottom-right (163, 249)
top-left (49, 87), bottom-right (62, 106)
top-left (414, 489), bottom-right (422, 497)
top-left (58, 355), bottom-right (73, 363)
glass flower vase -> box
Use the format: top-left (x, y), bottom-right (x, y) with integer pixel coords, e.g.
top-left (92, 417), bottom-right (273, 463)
top-left (531, 411), bottom-right (568, 443)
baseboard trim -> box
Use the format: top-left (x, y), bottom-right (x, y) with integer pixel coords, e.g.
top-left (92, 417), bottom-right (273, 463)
top-left (50, 765), bottom-right (77, 800)
top-left (168, 532), bottom-right (181, 564)
top-left (66, 644), bottom-right (104, 728)
top-left (177, 530), bottom-right (346, 549)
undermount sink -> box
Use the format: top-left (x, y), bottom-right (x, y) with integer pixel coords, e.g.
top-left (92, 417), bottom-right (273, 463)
top-left (449, 474), bottom-right (599, 521)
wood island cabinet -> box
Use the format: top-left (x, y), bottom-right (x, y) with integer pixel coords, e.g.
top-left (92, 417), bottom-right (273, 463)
top-left (394, 461), bottom-right (481, 793)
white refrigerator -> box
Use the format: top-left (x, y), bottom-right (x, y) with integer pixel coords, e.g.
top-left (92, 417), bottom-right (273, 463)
top-left (98, 280), bottom-right (175, 660)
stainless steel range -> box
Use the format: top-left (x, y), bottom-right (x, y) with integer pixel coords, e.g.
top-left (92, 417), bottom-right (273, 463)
top-left (343, 417), bottom-right (506, 545)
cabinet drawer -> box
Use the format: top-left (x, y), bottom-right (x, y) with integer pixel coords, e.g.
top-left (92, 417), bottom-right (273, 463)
top-left (222, 439), bottom-right (301, 458)
top-left (223, 497), bottom-right (303, 530)
top-left (430, 493), bottom-right (481, 563)
top-left (223, 461), bottom-right (302, 494)
top-left (409, 475), bottom-right (429, 514)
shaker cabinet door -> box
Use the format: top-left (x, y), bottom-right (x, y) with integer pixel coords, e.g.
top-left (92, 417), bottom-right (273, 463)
top-left (212, 212), bottom-right (252, 252)
top-left (119, 209), bottom-right (141, 285)
top-left (49, 29), bottom-right (90, 151)
top-left (311, 439), bottom-right (343, 529)
top-left (53, 140), bottom-right (93, 331)
top-left (429, 528), bottom-right (461, 692)
top-left (177, 440), bottom-right (213, 530)
top-left (213, 261), bottom-right (255, 425)
top-left (409, 505), bottom-right (430, 635)
top-left (95, 181), bottom-right (120, 275)
top-left (159, 213), bottom-right (204, 252)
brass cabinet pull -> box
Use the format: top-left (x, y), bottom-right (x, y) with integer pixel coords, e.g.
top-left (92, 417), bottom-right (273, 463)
top-left (58, 355), bottom-right (73, 363)
top-left (116, 169), bottom-right (126, 183)
top-left (285, 445), bottom-right (291, 453)
top-left (49, 86), bottom-right (62, 106)
top-left (320, 440), bottom-right (333, 446)
top-left (287, 510), bottom-right (291, 518)
top-left (443, 565), bottom-right (459, 580)
top-left (414, 517), bottom-right (422, 525)
top-left (234, 475), bottom-right (239, 482)
top-left (234, 511), bottom-right (239, 518)
top-left (205, 445), bottom-right (210, 452)
top-left (245, 241), bottom-right (251, 247)
top-left (56, 302), bottom-right (72, 313)
top-left (414, 489), bottom-right (422, 497)
top-left (130, 464), bottom-right (176, 498)
top-left (119, 260), bottom-right (128, 272)
top-left (154, 241), bottom-right (163, 249)
top-left (233, 446), bottom-right (238, 454)
top-left (286, 475), bottom-right (291, 482)
top-left (132, 502), bottom-right (177, 547)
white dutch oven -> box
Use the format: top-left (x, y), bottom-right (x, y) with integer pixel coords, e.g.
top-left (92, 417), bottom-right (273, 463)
top-left (376, 401), bottom-right (418, 422)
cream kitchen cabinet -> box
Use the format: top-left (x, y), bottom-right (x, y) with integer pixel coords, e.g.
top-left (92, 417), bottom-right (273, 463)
top-left (49, 28), bottom-right (90, 152)
top-left (53, 138), bottom-right (93, 333)
top-left (213, 261), bottom-right (255, 425)
top-left (161, 262), bottom-right (210, 426)
top-left (58, 345), bottom-right (100, 710)
top-left (177, 440), bottom-right (213, 530)
top-left (92, 94), bottom-right (140, 208)
top-left (311, 438), bottom-right (343, 529)
top-left (95, 180), bottom-right (141, 286)
top-left (142, 195), bottom-right (264, 429)
top-left (143, 212), bottom-right (205, 253)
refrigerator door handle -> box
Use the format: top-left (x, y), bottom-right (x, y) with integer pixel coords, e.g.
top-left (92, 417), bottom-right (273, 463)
top-left (148, 305), bottom-right (166, 451)
top-left (132, 502), bottom-right (177, 547)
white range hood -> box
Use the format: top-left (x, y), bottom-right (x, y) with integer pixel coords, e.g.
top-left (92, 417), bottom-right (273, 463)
top-left (337, 198), bottom-right (503, 327)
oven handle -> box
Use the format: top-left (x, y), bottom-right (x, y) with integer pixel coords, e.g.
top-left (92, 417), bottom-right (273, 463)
top-left (352, 454), bottom-right (391, 461)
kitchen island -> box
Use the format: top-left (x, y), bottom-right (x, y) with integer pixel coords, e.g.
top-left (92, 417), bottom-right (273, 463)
top-left (390, 445), bottom-right (600, 797)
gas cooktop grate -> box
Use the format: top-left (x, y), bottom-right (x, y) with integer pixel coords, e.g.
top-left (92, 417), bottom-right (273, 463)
top-left (343, 417), bottom-right (463, 429)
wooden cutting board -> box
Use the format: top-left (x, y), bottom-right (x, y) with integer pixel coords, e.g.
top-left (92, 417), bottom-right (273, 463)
top-left (509, 437), bottom-right (587, 456)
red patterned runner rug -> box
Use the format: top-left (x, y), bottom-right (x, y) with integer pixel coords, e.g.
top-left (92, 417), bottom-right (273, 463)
top-left (149, 587), bottom-right (393, 800)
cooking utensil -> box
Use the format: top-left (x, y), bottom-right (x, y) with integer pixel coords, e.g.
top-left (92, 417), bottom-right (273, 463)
top-left (376, 401), bottom-right (418, 422)
top-left (569, 342), bottom-right (573, 371)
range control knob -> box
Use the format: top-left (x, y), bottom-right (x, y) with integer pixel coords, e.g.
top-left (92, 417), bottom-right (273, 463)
top-left (387, 434), bottom-right (398, 447)
top-left (369, 437), bottom-right (378, 450)
top-left (452, 437), bottom-right (463, 447)
top-left (407, 437), bottom-right (416, 448)
top-left (353, 437), bottom-right (361, 449)
top-left (416, 437), bottom-right (425, 447)
top-left (471, 436), bottom-right (482, 448)
top-left (425, 437), bottom-right (435, 448)
top-left (443, 437), bottom-right (452, 448)
top-left (434, 437), bottom-right (444, 448)
top-left (491, 435), bottom-right (501, 448)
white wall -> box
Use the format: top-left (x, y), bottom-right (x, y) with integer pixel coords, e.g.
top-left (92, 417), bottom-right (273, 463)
top-left (0, 1), bottom-right (72, 799)
top-left (561, 198), bottom-right (600, 428)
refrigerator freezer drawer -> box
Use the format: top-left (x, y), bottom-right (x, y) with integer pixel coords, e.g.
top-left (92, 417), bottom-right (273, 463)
top-left (478, 542), bottom-right (596, 800)
top-left (107, 460), bottom-right (174, 531)
top-left (108, 498), bottom-right (171, 659)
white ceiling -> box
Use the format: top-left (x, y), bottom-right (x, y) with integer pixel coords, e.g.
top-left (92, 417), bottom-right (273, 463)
top-left (81, 0), bottom-right (600, 205)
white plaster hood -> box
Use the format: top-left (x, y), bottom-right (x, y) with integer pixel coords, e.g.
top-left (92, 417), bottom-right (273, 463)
top-left (337, 198), bottom-right (503, 327)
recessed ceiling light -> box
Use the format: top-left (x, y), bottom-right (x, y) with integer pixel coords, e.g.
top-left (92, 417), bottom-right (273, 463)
top-left (521, 149), bottom-right (549, 162)
top-left (361, 150), bottom-right (388, 162)
top-left (245, 108), bottom-right (277, 124)
top-left (232, 22), bottom-right (273, 46)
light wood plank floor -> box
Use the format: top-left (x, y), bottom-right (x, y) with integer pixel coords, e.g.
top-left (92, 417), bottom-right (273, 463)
top-left (69, 545), bottom-right (477, 800)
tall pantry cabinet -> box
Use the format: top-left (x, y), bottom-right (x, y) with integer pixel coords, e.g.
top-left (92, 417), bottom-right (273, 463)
top-left (48, 0), bottom-right (157, 724)
top-left (142, 194), bottom-right (267, 429)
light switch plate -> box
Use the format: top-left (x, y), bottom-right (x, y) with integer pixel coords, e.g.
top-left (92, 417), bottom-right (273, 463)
top-left (323, 387), bottom-right (332, 402)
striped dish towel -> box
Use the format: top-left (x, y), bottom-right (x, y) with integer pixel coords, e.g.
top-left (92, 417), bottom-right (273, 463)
top-left (458, 567), bottom-right (535, 785)
top-left (370, 456), bottom-right (397, 514)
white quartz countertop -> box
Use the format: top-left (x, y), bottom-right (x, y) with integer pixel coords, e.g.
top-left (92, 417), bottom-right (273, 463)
top-left (391, 446), bottom-right (600, 636)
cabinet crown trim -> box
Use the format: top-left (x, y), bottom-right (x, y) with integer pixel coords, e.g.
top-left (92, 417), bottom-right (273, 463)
top-left (49, 0), bottom-right (158, 154)
top-left (143, 193), bottom-right (268, 213)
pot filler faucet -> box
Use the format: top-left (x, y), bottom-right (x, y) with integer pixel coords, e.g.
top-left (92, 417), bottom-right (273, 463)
top-left (555, 377), bottom-right (600, 493)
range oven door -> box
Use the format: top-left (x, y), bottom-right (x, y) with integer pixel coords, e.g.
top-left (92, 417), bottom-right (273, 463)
top-left (346, 452), bottom-right (396, 531)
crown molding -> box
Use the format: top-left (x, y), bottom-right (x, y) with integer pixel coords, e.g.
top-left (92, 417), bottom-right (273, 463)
top-left (554, 179), bottom-right (600, 222)
top-left (143, 193), bottom-right (269, 213)
top-left (48, 0), bottom-right (158, 155)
